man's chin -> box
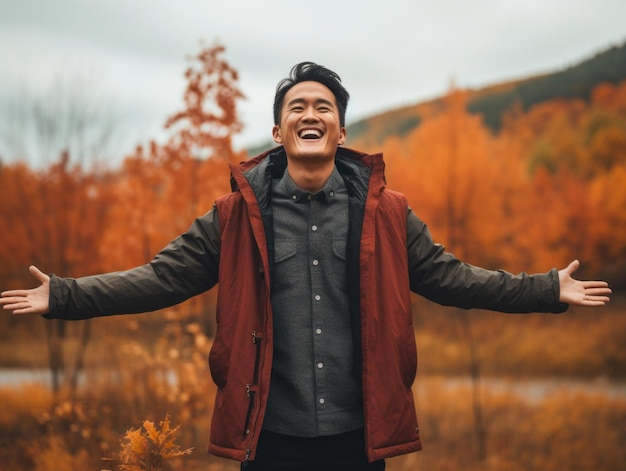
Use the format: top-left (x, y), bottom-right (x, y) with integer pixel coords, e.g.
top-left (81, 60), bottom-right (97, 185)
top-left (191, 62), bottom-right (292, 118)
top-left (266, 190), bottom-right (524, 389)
top-left (291, 151), bottom-right (335, 161)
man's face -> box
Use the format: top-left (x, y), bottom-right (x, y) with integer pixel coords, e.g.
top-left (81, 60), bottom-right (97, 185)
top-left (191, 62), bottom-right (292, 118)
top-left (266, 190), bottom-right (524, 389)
top-left (272, 81), bottom-right (346, 164)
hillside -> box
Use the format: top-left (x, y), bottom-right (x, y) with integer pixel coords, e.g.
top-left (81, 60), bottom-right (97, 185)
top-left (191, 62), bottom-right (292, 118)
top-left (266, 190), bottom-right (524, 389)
top-left (345, 40), bottom-right (626, 148)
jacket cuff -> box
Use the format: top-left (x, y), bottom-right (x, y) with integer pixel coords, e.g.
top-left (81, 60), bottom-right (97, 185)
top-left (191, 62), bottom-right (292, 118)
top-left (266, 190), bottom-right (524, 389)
top-left (549, 268), bottom-right (569, 313)
top-left (42, 274), bottom-right (67, 320)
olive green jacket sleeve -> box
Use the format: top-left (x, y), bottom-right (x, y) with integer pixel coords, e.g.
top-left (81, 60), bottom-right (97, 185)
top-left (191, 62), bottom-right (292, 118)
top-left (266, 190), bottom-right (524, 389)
top-left (406, 208), bottom-right (568, 313)
top-left (45, 207), bottom-right (221, 320)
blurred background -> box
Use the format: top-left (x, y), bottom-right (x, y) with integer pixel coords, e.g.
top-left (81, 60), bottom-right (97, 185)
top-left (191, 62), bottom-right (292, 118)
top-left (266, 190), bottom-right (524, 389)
top-left (0, 1), bottom-right (625, 470)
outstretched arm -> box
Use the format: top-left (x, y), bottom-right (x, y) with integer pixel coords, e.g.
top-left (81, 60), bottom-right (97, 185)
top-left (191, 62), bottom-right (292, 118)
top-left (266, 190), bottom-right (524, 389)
top-left (1, 208), bottom-right (221, 321)
top-left (0, 265), bottom-right (50, 315)
top-left (559, 260), bottom-right (611, 306)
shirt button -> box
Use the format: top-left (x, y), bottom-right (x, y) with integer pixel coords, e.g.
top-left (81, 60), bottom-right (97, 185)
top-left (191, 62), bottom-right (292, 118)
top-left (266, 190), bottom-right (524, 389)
top-left (329, 191), bottom-right (334, 197)
top-left (316, 328), bottom-right (322, 335)
top-left (317, 362), bottom-right (323, 369)
top-left (319, 398), bottom-right (325, 404)
top-left (291, 195), bottom-right (297, 201)
top-left (311, 225), bottom-right (317, 231)
top-left (314, 295), bottom-right (321, 301)
top-left (312, 259), bottom-right (319, 266)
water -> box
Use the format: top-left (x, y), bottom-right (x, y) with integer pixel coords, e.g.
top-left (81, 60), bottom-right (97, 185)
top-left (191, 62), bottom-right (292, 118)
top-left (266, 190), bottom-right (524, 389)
top-left (0, 368), bottom-right (52, 388)
top-left (0, 368), bottom-right (176, 389)
top-left (1, 368), bottom-right (624, 400)
top-left (417, 375), bottom-right (626, 401)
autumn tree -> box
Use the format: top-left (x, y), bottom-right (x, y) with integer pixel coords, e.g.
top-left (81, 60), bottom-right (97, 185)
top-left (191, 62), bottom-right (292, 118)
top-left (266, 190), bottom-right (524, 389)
top-left (384, 87), bottom-right (503, 461)
top-left (102, 43), bottom-right (245, 265)
top-left (0, 77), bottom-right (120, 396)
top-left (385, 87), bottom-right (501, 265)
top-left (498, 80), bottom-right (626, 278)
top-left (99, 43), bottom-right (246, 342)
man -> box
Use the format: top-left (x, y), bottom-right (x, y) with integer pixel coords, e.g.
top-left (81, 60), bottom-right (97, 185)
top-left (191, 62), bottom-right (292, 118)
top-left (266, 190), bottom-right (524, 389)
top-left (0, 62), bottom-right (612, 471)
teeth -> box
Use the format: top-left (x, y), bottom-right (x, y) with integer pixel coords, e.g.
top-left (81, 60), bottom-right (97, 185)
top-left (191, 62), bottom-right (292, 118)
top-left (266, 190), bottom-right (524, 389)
top-left (299, 129), bottom-right (321, 139)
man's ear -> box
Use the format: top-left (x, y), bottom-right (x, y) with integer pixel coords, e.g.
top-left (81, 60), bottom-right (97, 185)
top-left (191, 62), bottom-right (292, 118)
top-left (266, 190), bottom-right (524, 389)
top-left (338, 126), bottom-right (347, 145)
top-left (272, 125), bottom-right (282, 144)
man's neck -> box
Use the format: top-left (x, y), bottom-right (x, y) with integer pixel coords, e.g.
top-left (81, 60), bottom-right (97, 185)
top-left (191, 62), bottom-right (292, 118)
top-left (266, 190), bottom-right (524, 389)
top-left (286, 159), bottom-right (335, 193)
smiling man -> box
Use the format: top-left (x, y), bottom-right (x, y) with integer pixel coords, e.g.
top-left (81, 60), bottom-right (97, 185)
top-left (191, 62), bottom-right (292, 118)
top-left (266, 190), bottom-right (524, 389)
top-left (0, 62), bottom-right (612, 471)
top-left (272, 79), bottom-right (346, 192)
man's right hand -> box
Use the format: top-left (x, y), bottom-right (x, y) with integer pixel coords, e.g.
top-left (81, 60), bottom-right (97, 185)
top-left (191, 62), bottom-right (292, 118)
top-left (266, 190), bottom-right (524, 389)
top-left (0, 265), bottom-right (50, 315)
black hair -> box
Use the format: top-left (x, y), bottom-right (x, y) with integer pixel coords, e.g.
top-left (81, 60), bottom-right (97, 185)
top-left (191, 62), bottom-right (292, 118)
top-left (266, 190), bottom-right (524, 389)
top-left (273, 62), bottom-right (350, 126)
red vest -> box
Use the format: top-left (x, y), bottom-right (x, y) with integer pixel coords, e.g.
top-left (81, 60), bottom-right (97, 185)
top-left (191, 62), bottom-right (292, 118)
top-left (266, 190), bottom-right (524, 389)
top-left (208, 148), bottom-right (421, 463)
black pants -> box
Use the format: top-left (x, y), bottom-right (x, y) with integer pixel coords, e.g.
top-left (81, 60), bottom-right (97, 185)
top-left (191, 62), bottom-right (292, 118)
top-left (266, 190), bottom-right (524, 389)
top-left (242, 429), bottom-right (385, 471)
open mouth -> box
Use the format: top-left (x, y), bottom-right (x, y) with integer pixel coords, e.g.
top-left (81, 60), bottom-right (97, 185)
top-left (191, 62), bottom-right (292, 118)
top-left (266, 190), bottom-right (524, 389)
top-left (298, 129), bottom-right (322, 140)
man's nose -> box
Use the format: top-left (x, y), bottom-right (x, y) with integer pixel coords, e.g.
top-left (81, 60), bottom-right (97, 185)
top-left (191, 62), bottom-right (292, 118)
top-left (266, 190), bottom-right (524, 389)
top-left (302, 107), bottom-right (319, 121)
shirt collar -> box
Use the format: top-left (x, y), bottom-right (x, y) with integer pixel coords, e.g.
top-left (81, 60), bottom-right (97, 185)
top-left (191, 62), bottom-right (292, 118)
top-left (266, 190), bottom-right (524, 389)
top-left (274, 165), bottom-right (344, 204)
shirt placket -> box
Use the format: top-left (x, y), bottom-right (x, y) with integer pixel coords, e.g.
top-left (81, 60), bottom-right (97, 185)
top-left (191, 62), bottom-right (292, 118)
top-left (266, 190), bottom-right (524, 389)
top-left (308, 195), bottom-right (327, 415)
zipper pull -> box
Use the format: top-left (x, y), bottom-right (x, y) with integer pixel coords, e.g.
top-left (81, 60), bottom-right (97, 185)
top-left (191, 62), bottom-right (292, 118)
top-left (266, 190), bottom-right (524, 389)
top-left (243, 448), bottom-right (251, 467)
top-left (252, 331), bottom-right (264, 344)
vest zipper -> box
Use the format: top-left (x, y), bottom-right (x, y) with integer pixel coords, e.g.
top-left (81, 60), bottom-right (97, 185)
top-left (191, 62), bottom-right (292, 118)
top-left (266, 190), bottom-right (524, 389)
top-left (243, 330), bottom-right (263, 437)
top-left (242, 448), bottom-right (251, 468)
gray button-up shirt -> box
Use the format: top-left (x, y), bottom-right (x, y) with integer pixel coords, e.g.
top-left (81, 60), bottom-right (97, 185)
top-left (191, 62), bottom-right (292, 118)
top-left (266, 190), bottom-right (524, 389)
top-left (263, 166), bottom-right (363, 437)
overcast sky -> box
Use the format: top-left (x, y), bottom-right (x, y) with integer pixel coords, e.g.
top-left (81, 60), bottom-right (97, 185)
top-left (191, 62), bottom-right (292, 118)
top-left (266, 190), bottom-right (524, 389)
top-left (1, 0), bottom-right (625, 163)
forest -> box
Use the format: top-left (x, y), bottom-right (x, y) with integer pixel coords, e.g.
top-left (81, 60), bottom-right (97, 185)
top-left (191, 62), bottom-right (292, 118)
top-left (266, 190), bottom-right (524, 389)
top-left (0, 43), bottom-right (625, 470)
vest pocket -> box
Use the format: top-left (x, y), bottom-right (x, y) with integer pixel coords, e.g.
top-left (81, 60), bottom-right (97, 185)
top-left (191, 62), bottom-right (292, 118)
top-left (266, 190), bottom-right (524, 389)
top-left (208, 334), bottom-right (229, 389)
top-left (398, 327), bottom-right (418, 388)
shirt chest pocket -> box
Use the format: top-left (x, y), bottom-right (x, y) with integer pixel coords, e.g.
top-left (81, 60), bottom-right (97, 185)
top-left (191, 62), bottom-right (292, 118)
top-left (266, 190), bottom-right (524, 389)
top-left (274, 239), bottom-right (297, 263)
top-left (332, 238), bottom-right (347, 261)
top-left (273, 237), bottom-right (348, 290)
top-left (330, 238), bottom-right (348, 290)
top-left (273, 239), bottom-right (299, 290)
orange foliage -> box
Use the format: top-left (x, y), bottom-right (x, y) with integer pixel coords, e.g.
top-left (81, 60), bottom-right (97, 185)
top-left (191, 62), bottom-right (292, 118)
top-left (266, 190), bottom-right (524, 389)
top-left (119, 415), bottom-right (193, 471)
top-left (99, 44), bottom-right (245, 273)
top-left (3, 43), bottom-right (626, 471)
top-left (0, 155), bottom-right (113, 282)
top-left (381, 80), bottom-right (626, 279)
top-left (1, 54), bottom-right (624, 287)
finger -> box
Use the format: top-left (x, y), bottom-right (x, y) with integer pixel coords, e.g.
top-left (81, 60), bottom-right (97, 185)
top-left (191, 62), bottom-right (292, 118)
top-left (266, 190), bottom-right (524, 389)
top-left (581, 281), bottom-right (610, 289)
top-left (0, 291), bottom-right (28, 300)
top-left (0, 297), bottom-right (26, 306)
top-left (2, 301), bottom-right (31, 312)
top-left (564, 260), bottom-right (580, 276)
top-left (581, 294), bottom-right (610, 305)
top-left (29, 265), bottom-right (49, 283)
top-left (580, 300), bottom-right (609, 307)
top-left (12, 306), bottom-right (39, 315)
top-left (585, 287), bottom-right (612, 296)
top-left (0, 297), bottom-right (23, 309)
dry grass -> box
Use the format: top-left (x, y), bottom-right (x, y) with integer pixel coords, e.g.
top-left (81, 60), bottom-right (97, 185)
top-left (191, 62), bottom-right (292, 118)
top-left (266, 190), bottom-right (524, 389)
top-left (390, 379), bottom-right (626, 471)
top-left (412, 293), bottom-right (626, 377)
top-left (0, 377), bottom-right (623, 471)
top-left (0, 295), bottom-right (623, 469)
